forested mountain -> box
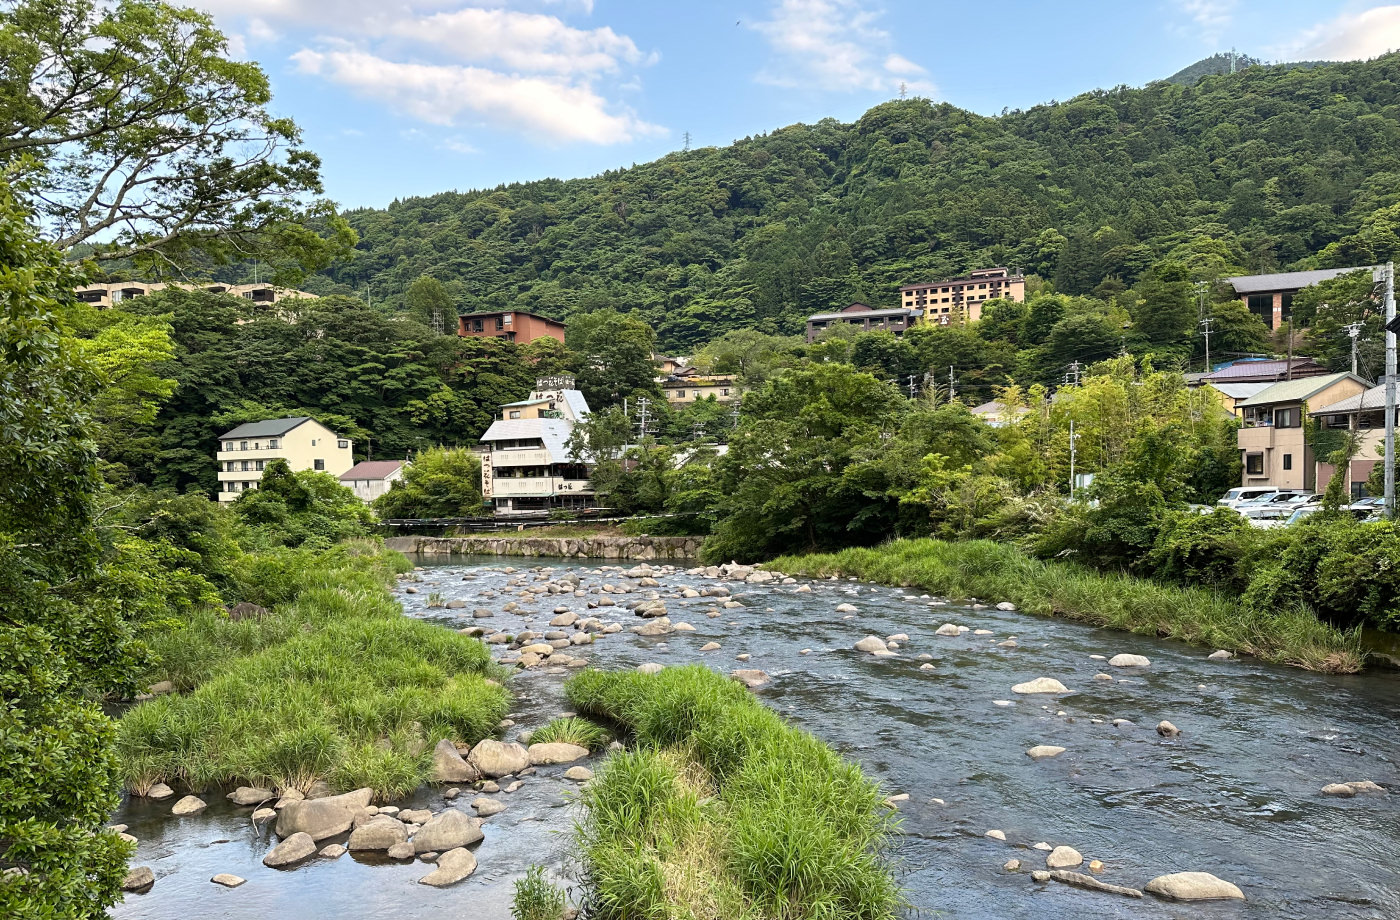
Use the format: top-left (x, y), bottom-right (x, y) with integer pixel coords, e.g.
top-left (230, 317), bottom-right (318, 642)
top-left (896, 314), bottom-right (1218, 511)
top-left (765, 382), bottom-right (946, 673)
top-left (314, 54), bottom-right (1400, 350)
top-left (1162, 52), bottom-right (1261, 85)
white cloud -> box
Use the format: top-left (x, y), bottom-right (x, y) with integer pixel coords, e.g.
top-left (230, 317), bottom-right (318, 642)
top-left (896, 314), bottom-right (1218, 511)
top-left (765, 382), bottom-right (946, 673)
top-left (751, 0), bottom-right (934, 95)
top-left (1281, 5), bottom-right (1400, 61)
top-left (439, 138), bottom-right (480, 154)
top-left (1174, 0), bottom-right (1235, 43)
top-left (389, 8), bottom-right (649, 75)
top-left (292, 46), bottom-right (662, 143)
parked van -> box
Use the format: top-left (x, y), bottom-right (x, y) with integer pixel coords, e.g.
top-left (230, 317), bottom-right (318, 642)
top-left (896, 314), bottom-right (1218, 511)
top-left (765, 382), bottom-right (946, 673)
top-left (1217, 487), bottom-right (1276, 509)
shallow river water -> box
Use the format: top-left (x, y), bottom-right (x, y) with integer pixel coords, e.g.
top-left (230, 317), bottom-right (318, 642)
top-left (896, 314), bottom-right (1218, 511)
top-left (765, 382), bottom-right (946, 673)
top-left (112, 555), bottom-right (1400, 919)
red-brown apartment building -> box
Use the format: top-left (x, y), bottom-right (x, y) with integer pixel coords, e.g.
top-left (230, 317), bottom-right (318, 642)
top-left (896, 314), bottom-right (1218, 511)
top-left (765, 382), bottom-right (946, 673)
top-left (457, 310), bottom-right (566, 344)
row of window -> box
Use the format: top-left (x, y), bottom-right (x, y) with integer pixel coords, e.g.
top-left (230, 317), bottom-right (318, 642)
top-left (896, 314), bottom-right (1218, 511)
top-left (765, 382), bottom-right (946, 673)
top-left (220, 438), bottom-right (349, 451)
top-left (670, 388), bottom-right (732, 398)
top-left (467, 316), bottom-right (513, 332)
top-left (1242, 407), bottom-right (1300, 428)
top-left (221, 458), bottom-right (327, 472)
top-left (1244, 452), bottom-right (1293, 476)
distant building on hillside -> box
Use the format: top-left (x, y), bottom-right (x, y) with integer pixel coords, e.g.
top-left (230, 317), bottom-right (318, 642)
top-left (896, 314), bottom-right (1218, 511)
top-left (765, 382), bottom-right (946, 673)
top-left (805, 303), bottom-right (919, 343)
top-left (457, 310), bottom-right (566, 345)
top-left (1225, 266), bottom-right (1381, 330)
top-left (1235, 372), bottom-right (1369, 490)
top-left (340, 460), bottom-right (405, 503)
top-left (1201, 357), bottom-right (1333, 384)
top-left (900, 267), bottom-right (1026, 325)
top-left (75, 281), bottom-right (316, 309)
top-left (215, 417), bottom-right (354, 503)
top-left (1310, 383), bottom-right (1400, 498)
top-left (658, 366), bottom-right (740, 405)
top-left (477, 375), bottom-right (594, 516)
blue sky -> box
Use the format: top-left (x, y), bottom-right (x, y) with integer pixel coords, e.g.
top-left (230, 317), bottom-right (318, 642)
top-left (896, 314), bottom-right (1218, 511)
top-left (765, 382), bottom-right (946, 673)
top-left (194, 1), bottom-right (1400, 209)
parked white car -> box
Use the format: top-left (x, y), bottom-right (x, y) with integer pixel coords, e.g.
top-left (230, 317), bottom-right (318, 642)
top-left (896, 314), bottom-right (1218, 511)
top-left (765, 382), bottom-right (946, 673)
top-left (1239, 492), bottom-right (1317, 521)
top-left (1217, 487), bottom-right (1278, 509)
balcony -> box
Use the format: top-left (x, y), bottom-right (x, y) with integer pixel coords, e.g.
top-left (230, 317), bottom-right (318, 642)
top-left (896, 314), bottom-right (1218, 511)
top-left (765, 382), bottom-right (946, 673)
top-left (490, 448), bottom-right (553, 467)
top-left (490, 477), bottom-right (595, 498)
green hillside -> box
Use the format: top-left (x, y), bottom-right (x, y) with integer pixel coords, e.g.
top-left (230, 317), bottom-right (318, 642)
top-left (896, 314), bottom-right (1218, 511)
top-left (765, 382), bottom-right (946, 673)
top-left (315, 54), bottom-right (1400, 350)
top-left (1161, 52), bottom-right (1261, 85)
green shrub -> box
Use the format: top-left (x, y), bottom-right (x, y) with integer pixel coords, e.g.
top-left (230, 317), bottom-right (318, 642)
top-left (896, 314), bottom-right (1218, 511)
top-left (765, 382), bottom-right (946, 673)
top-left (568, 666), bottom-right (901, 920)
top-left (1145, 508), bottom-right (1261, 592)
top-left (529, 716), bottom-right (610, 751)
top-left (512, 865), bottom-right (567, 920)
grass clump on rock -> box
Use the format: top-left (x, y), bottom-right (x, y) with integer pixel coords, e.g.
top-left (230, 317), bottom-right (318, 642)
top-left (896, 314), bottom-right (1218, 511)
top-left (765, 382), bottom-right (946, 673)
top-left (771, 538), bottom-right (1363, 673)
top-left (565, 665), bottom-right (901, 920)
top-left (511, 865), bottom-right (567, 920)
top-left (529, 716), bottom-right (610, 751)
top-left (117, 540), bottom-right (509, 799)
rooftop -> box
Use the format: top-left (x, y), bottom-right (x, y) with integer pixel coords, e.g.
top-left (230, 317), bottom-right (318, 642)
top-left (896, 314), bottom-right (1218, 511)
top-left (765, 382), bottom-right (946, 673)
top-left (807, 307), bottom-right (917, 322)
top-left (340, 460), bottom-right (404, 481)
top-left (1225, 266), bottom-right (1380, 295)
top-left (219, 416), bottom-right (313, 439)
top-left (1202, 358), bottom-right (1331, 382)
top-left (458, 308), bottom-right (565, 322)
top-left (1311, 383), bottom-right (1394, 415)
top-left (1205, 381), bottom-right (1274, 401)
top-left (1236, 372), bottom-right (1366, 408)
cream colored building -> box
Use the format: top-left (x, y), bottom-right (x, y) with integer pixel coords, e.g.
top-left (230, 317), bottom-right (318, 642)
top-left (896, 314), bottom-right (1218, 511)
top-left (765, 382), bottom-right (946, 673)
top-left (660, 371), bottom-right (739, 405)
top-left (1235, 373), bottom-right (1368, 490)
top-left (478, 376), bottom-right (595, 516)
top-left (75, 281), bottom-right (316, 309)
top-left (216, 417), bottom-right (355, 502)
top-left (340, 460), bottom-right (405, 503)
top-left (900, 267), bottom-right (1025, 325)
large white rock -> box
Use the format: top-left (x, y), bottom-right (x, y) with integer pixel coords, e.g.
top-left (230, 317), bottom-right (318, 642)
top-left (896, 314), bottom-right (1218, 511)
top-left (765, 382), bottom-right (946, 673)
top-left (210, 873), bottom-right (246, 888)
top-left (432, 739), bottom-right (479, 783)
top-left (1045, 846), bottom-right (1082, 869)
top-left (121, 866), bottom-right (155, 891)
top-left (348, 816), bottom-right (408, 851)
top-left (853, 636), bottom-right (888, 653)
top-left (263, 832), bottom-right (317, 867)
top-left (1108, 654), bottom-right (1151, 668)
top-left (412, 809), bottom-right (483, 853)
top-left (1012, 678), bottom-right (1069, 694)
top-left (275, 788), bottom-right (374, 841)
top-left (934, 623), bottom-right (962, 637)
top-left (171, 795), bottom-right (207, 816)
top-left (227, 786), bottom-right (274, 806)
top-left (467, 740), bottom-right (530, 777)
top-left (835, 603), bottom-right (858, 613)
top-left (731, 669), bottom-right (771, 689)
top-left (1026, 745), bottom-right (1067, 760)
top-left (527, 742), bottom-right (589, 765)
top-left (1144, 872), bottom-right (1245, 901)
top-left (419, 847), bottom-right (477, 887)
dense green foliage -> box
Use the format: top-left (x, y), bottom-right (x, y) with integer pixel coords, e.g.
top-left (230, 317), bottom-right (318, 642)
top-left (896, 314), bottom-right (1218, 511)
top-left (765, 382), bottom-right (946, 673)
top-left (772, 538), bottom-right (1362, 672)
top-left (321, 55), bottom-right (1400, 353)
top-left (233, 459), bottom-right (376, 548)
top-left (117, 540), bottom-right (508, 799)
top-left (566, 666), bottom-right (900, 920)
top-left (512, 866), bottom-right (567, 920)
top-left (0, 189), bottom-right (133, 918)
top-left (373, 447), bottom-right (484, 519)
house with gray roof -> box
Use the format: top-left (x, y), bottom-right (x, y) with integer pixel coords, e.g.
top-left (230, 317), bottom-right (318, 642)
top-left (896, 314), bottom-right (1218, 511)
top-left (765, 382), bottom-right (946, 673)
top-left (215, 417), bottom-right (354, 502)
top-left (478, 376), bottom-right (595, 516)
top-left (1235, 372), bottom-right (1369, 490)
top-left (1226, 265), bottom-right (1380, 330)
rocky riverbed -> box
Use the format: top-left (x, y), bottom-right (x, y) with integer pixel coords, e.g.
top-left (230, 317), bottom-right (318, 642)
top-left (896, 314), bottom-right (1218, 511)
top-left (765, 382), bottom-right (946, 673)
top-left (112, 556), bottom-right (1400, 920)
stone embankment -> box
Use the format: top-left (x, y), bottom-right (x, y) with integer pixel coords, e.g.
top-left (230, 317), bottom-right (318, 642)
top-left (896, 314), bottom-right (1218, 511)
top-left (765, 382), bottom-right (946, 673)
top-left (386, 534), bottom-right (702, 561)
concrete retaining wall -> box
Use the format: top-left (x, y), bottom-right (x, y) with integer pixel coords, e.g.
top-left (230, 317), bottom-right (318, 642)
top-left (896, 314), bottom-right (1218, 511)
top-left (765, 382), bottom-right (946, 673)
top-left (384, 534), bottom-right (703, 561)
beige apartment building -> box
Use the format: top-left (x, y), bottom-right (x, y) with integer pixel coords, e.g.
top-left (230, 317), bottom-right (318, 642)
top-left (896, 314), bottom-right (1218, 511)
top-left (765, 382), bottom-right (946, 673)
top-left (1310, 383), bottom-right (1396, 499)
top-left (659, 369), bottom-right (739, 405)
top-left (76, 281), bottom-right (316, 309)
top-left (216, 417), bottom-right (355, 502)
top-left (900, 267), bottom-right (1025, 325)
top-left (1235, 372), bottom-right (1368, 490)
top-left (478, 376), bottom-right (595, 516)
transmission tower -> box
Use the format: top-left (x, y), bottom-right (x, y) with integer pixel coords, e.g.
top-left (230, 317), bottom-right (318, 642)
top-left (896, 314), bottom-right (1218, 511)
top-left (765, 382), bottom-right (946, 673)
top-left (682, 131), bottom-right (692, 152)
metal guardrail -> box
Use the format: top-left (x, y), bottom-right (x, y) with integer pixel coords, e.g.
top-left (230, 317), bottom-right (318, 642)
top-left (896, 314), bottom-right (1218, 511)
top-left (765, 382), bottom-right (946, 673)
top-left (376, 511), bottom-right (675, 535)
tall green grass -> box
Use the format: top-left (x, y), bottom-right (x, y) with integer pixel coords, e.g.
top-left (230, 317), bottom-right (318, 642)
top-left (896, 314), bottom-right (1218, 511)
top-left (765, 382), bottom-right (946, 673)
top-left (567, 666), bottom-right (901, 920)
top-left (529, 716), bottom-right (610, 751)
top-left (512, 866), bottom-right (568, 920)
top-left (771, 538), bottom-right (1363, 673)
top-left (116, 541), bottom-right (509, 799)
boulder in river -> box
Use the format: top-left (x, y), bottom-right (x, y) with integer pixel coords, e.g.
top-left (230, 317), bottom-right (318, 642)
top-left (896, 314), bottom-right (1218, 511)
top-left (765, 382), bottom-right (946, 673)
top-left (996, 602), bottom-right (1017, 611)
top-left (1050, 870), bottom-right (1142, 898)
top-left (348, 816), bottom-right (408, 851)
top-left (145, 783), bottom-right (174, 800)
top-left (1156, 720), bottom-right (1181, 738)
top-left (1143, 872), bottom-right (1244, 901)
top-left (1321, 780), bottom-right (1387, 797)
top-left (433, 738), bottom-right (480, 783)
top-left (934, 623), bottom-right (962, 637)
top-left (528, 742), bottom-right (589, 765)
top-left (413, 809), bottom-right (483, 854)
top-left (1108, 654), bottom-right (1151, 668)
top-left (984, 829), bottom-right (1006, 841)
top-left (263, 832), bottom-right (317, 868)
top-left (564, 766), bottom-right (593, 782)
top-left (276, 788), bottom-right (373, 841)
top-left (171, 795), bottom-right (207, 816)
top-left (471, 797), bottom-right (505, 817)
top-left (227, 786), bottom-right (273, 806)
top-left (1208, 649), bottom-right (1234, 660)
top-left (835, 603), bottom-right (858, 613)
top-left (121, 866), bottom-right (155, 892)
top-left (419, 847), bottom-right (477, 887)
top-left (467, 740), bottom-right (530, 777)
top-left (1046, 846), bottom-right (1082, 869)
top-left (731, 669), bottom-right (771, 689)
top-left (853, 636), bottom-right (888, 653)
top-left (1012, 678), bottom-right (1068, 694)
top-left (1026, 745), bottom-right (1066, 760)
top-left (210, 873), bottom-right (245, 888)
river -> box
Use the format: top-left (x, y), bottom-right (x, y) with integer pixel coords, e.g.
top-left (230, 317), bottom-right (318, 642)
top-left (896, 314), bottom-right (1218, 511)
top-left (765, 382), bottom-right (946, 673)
top-left (112, 555), bottom-right (1400, 919)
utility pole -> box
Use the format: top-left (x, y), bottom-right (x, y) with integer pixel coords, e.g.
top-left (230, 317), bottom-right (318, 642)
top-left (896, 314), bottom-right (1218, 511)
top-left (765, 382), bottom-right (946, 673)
top-left (1199, 317), bottom-right (1213, 373)
top-left (1345, 321), bottom-right (1364, 376)
top-left (1385, 261), bottom-right (1396, 519)
top-left (1069, 419), bottom-right (1078, 500)
top-left (906, 374), bottom-right (919, 398)
top-left (947, 365), bottom-right (956, 402)
top-left (1194, 280), bottom-right (1208, 320)
top-left (1065, 360), bottom-right (1082, 386)
top-left (636, 396), bottom-right (651, 439)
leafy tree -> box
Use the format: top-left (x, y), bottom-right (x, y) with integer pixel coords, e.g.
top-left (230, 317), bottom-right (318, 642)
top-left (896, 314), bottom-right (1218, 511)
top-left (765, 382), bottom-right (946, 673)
top-left (373, 448), bottom-right (483, 519)
top-left (565, 309), bottom-right (662, 410)
top-left (0, 0), bottom-right (352, 277)
top-left (403, 276), bottom-right (456, 333)
top-left (232, 460), bottom-right (373, 548)
top-left (1293, 270), bottom-right (1382, 373)
top-left (0, 187), bottom-right (132, 918)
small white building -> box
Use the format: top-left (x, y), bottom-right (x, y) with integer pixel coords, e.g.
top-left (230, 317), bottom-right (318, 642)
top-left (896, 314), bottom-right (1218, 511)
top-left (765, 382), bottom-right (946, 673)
top-left (339, 460), bottom-right (405, 503)
top-left (216, 417), bottom-right (354, 502)
top-left (478, 376), bottom-right (595, 516)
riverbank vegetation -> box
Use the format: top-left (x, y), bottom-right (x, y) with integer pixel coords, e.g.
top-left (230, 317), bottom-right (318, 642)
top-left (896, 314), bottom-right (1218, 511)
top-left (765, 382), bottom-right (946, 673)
top-left (565, 666), bottom-right (901, 919)
top-left (117, 540), bottom-right (508, 798)
top-left (772, 539), bottom-right (1364, 673)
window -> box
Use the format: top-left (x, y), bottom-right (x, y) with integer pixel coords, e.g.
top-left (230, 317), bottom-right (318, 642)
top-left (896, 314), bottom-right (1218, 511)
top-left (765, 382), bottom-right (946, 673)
top-left (495, 317), bottom-right (505, 330)
top-left (337, 439), bottom-right (349, 449)
top-left (239, 440), bottom-right (248, 450)
top-left (1246, 453), bottom-right (1265, 476)
top-left (241, 460), bottom-right (251, 472)
top-left (1283, 454), bottom-right (1293, 471)
top-left (1275, 407), bottom-right (1299, 428)
top-left (311, 439), bottom-right (318, 446)
top-left (502, 314), bottom-right (512, 325)
top-left (508, 410), bottom-right (521, 419)
top-left (223, 441), bottom-right (232, 451)
top-left (472, 319), bottom-right (484, 332)
top-left (722, 389), bottom-right (731, 396)
top-left (677, 390), bottom-right (685, 398)
top-left (314, 459), bottom-right (325, 471)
